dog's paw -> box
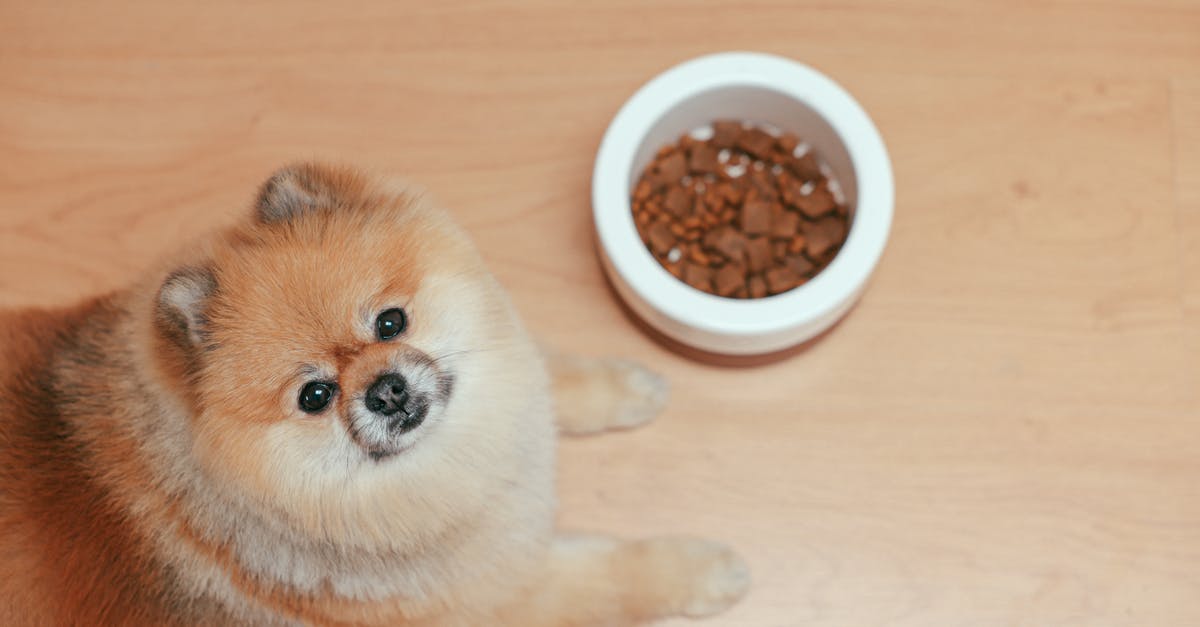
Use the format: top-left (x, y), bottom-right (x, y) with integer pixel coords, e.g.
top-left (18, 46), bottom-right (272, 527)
top-left (632, 537), bottom-right (751, 619)
top-left (676, 539), bottom-right (751, 617)
top-left (550, 356), bottom-right (669, 436)
top-left (607, 360), bottom-right (669, 430)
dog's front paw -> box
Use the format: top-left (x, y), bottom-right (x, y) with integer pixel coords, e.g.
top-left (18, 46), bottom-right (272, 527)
top-left (550, 355), bottom-right (669, 436)
top-left (630, 537), bottom-right (751, 619)
top-left (677, 539), bottom-right (752, 617)
top-left (606, 359), bottom-right (669, 430)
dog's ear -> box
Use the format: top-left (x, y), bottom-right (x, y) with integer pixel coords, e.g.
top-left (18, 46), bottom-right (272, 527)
top-left (155, 266), bottom-right (217, 350)
top-left (255, 163), bottom-right (348, 224)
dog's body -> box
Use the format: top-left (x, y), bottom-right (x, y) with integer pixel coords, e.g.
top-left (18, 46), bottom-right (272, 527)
top-left (0, 164), bottom-right (747, 626)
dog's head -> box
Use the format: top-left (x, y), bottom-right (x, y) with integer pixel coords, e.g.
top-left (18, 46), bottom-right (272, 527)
top-left (151, 163), bottom-right (550, 546)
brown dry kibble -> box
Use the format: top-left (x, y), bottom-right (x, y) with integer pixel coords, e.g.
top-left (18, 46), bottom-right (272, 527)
top-left (736, 128), bottom-right (776, 159)
top-left (664, 186), bottom-right (691, 217)
top-left (666, 262), bottom-right (685, 280)
top-left (744, 237), bottom-right (772, 273)
top-left (749, 170), bottom-right (777, 201)
top-left (777, 133), bottom-right (800, 155)
top-left (634, 179), bottom-right (653, 202)
top-left (793, 184), bottom-right (836, 218)
top-left (702, 228), bottom-right (722, 251)
top-left (631, 120), bottom-right (850, 299)
top-left (741, 199), bottom-right (772, 236)
top-left (711, 120), bottom-right (742, 148)
top-left (703, 186), bottom-right (721, 209)
top-left (806, 215), bottom-right (847, 258)
top-left (766, 149), bottom-right (789, 165)
top-left (718, 181), bottom-right (742, 205)
top-left (778, 176), bottom-right (804, 207)
top-left (765, 266), bottom-right (801, 294)
top-left (708, 227), bottom-right (745, 261)
top-left (748, 274), bottom-right (768, 298)
top-left (771, 211), bottom-right (799, 239)
top-left (713, 264), bottom-right (746, 297)
top-left (786, 152), bottom-right (821, 182)
top-left (786, 255), bottom-right (815, 277)
top-left (657, 150), bottom-right (687, 184)
top-left (646, 221), bottom-right (676, 255)
top-left (689, 143), bottom-right (721, 174)
top-left (683, 263), bottom-right (712, 291)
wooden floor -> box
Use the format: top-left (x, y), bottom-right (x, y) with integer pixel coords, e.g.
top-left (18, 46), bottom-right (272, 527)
top-left (2, 1), bottom-right (1199, 625)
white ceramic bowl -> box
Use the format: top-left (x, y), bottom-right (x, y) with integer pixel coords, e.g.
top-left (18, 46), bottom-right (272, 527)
top-left (592, 52), bottom-right (894, 356)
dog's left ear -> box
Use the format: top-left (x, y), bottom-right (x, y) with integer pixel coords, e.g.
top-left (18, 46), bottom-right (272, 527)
top-left (255, 163), bottom-right (350, 224)
top-left (155, 266), bottom-right (217, 350)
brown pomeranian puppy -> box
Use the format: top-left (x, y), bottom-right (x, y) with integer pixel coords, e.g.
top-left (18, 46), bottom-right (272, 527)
top-left (0, 163), bottom-right (749, 626)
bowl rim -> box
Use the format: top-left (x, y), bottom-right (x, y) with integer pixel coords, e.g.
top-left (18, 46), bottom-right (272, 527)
top-left (592, 51), bottom-right (893, 338)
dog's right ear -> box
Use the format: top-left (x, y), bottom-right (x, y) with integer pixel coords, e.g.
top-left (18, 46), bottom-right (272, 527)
top-left (155, 266), bottom-right (217, 350)
top-left (255, 162), bottom-right (355, 224)
top-left (256, 165), bottom-right (322, 224)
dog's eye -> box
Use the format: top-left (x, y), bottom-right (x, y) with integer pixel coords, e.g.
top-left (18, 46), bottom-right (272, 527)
top-left (375, 308), bottom-right (408, 341)
top-left (298, 381), bottom-right (337, 413)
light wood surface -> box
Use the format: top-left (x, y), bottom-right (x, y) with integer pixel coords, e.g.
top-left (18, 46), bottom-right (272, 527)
top-left (2, 2), bottom-right (1198, 625)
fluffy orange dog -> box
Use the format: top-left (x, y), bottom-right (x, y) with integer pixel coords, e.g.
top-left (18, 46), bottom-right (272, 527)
top-left (0, 163), bottom-right (748, 626)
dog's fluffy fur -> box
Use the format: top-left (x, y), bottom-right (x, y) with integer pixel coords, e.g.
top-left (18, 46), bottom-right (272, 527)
top-left (0, 163), bottom-right (749, 626)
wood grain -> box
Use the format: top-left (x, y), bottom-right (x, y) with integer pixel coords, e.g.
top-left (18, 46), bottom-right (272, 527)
top-left (2, 1), bottom-right (1198, 625)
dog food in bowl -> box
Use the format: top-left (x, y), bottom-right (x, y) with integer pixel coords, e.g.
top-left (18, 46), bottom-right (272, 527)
top-left (631, 120), bottom-right (850, 299)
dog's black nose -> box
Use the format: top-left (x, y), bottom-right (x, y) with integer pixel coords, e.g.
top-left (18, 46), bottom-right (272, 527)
top-left (364, 373), bottom-right (408, 417)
